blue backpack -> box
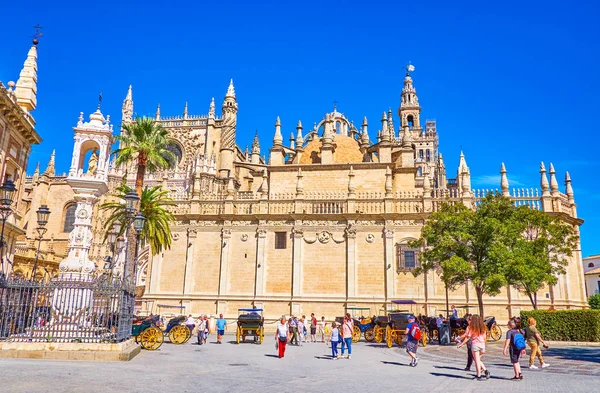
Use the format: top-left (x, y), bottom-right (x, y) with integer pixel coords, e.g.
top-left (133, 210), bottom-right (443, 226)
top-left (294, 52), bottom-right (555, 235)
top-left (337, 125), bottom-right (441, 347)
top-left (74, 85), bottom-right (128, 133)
top-left (512, 331), bottom-right (527, 350)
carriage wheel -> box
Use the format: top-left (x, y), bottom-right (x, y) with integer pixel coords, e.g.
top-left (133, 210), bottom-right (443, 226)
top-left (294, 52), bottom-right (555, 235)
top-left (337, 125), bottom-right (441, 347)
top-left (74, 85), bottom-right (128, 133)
top-left (386, 326), bottom-right (393, 348)
top-left (490, 324), bottom-right (502, 341)
top-left (352, 326), bottom-right (361, 343)
top-left (236, 326), bottom-right (241, 344)
top-left (421, 330), bottom-right (428, 347)
top-left (364, 328), bottom-right (375, 342)
top-left (395, 332), bottom-right (403, 346)
top-left (140, 327), bottom-right (164, 350)
top-left (168, 325), bottom-right (190, 345)
top-left (374, 326), bottom-right (384, 343)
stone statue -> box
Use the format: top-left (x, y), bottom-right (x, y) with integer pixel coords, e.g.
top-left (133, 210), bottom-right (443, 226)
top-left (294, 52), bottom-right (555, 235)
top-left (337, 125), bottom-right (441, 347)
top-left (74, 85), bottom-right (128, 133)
top-left (86, 150), bottom-right (98, 175)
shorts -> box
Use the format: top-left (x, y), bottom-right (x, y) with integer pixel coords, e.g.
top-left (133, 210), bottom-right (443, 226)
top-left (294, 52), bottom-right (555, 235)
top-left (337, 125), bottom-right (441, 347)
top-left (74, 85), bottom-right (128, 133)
top-left (471, 344), bottom-right (485, 353)
top-left (310, 327), bottom-right (316, 335)
top-left (509, 347), bottom-right (521, 364)
top-left (217, 329), bottom-right (225, 336)
top-left (406, 340), bottom-right (418, 354)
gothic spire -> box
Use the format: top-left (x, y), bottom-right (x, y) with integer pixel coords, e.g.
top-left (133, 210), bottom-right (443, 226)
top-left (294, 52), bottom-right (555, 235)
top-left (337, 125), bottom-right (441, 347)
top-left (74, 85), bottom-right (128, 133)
top-left (387, 108), bottom-right (395, 140)
top-left (155, 104), bottom-right (161, 120)
top-left (32, 161), bottom-right (40, 182)
top-left (380, 112), bottom-right (389, 142)
top-left (252, 130), bottom-right (260, 154)
top-left (273, 116), bottom-right (283, 146)
top-left (549, 163), bottom-right (559, 194)
top-left (401, 125), bottom-right (413, 148)
top-left (183, 102), bottom-right (188, 119)
top-left (296, 120), bottom-right (304, 147)
top-left (540, 162), bottom-right (550, 196)
top-left (565, 171), bottom-right (574, 202)
top-left (225, 79), bottom-right (236, 99)
top-left (44, 150), bottom-right (55, 176)
top-left (361, 117), bottom-right (369, 146)
top-left (458, 150), bottom-right (469, 173)
top-left (500, 162), bottom-right (510, 196)
top-left (209, 97), bottom-right (215, 119)
top-left (122, 85), bottom-right (133, 123)
top-left (14, 40), bottom-right (39, 113)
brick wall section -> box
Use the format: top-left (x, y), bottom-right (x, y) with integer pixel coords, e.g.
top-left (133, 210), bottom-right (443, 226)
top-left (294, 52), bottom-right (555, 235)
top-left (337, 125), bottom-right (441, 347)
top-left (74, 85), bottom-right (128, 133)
top-left (265, 231), bottom-right (292, 294)
top-left (356, 232), bottom-right (385, 296)
top-left (193, 231), bottom-right (221, 294)
top-left (228, 234), bottom-right (257, 295)
top-left (302, 236), bottom-right (345, 295)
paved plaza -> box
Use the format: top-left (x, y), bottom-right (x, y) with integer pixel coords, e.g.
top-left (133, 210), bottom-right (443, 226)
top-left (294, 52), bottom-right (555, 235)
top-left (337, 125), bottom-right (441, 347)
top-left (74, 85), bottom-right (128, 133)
top-left (0, 336), bottom-right (599, 393)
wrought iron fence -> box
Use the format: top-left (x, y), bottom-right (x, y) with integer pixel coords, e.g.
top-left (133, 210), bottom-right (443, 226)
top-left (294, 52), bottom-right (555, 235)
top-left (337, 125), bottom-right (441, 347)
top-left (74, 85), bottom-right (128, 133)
top-left (0, 273), bottom-right (135, 343)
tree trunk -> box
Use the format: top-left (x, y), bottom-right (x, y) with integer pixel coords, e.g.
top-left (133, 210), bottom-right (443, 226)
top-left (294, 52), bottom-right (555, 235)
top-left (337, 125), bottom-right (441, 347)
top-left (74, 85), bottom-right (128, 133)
top-left (475, 287), bottom-right (485, 317)
top-left (135, 161), bottom-right (146, 198)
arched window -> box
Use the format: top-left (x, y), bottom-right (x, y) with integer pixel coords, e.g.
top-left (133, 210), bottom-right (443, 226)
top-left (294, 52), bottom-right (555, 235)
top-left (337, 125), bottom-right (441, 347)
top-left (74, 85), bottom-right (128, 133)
top-left (63, 204), bottom-right (77, 233)
top-left (407, 115), bottom-right (414, 129)
top-left (417, 167), bottom-right (423, 176)
top-left (426, 150), bottom-right (431, 162)
top-left (165, 142), bottom-right (183, 168)
top-left (589, 263), bottom-right (595, 268)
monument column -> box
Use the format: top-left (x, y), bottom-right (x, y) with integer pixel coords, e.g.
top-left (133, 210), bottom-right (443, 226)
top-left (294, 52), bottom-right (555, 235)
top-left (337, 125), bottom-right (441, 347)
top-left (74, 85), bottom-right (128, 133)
top-left (345, 223), bottom-right (357, 299)
top-left (183, 228), bottom-right (197, 294)
top-left (383, 228), bottom-right (395, 300)
top-left (255, 227), bottom-right (267, 298)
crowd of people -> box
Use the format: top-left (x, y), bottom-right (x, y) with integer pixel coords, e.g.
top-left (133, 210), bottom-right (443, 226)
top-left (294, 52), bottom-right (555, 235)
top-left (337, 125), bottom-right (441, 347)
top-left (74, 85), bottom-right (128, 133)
top-left (178, 308), bottom-right (553, 382)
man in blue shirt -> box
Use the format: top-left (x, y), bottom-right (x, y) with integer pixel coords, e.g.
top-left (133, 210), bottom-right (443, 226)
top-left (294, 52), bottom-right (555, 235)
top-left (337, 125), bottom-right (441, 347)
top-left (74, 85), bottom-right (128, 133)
top-left (216, 314), bottom-right (227, 344)
top-left (405, 315), bottom-right (419, 367)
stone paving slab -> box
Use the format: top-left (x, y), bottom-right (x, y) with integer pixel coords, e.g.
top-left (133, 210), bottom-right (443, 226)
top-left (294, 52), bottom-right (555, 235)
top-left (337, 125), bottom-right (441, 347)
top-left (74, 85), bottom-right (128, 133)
top-left (0, 335), bottom-right (598, 393)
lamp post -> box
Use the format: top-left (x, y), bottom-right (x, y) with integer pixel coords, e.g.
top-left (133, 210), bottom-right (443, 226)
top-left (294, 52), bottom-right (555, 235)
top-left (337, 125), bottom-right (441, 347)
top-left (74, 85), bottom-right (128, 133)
top-left (31, 205), bottom-right (50, 280)
top-left (0, 180), bottom-right (16, 274)
top-left (132, 212), bottom-right (146, 286)
top-left (123, 190), bottom-right (141, 285)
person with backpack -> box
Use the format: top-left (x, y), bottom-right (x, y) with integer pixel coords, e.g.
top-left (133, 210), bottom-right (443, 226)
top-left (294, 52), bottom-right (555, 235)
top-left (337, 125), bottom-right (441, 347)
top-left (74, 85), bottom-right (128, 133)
top-left (405, 315), bottom-right (421, 367)
top-left (524, 317), bottom-right (550, 369)
top-left (503, 319), bottom-right (526, 380)
top-left (457, 314), bottom-right (490, 380)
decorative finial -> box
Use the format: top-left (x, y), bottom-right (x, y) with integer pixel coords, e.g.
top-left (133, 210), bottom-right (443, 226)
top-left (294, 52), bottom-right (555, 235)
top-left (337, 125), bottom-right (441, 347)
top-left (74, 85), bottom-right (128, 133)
top-left (406, 61), bottom-right (415, 76)
top-left (565, 172), bottom-right (574, 201)
top-left (333, 100), bottom-right (338, 112)
top-left (98, 92), bottom-right (103, 110)
top-left (32, 24), bottom-right (43, 45)
top-left (549, 163), bottom-right (559, 194)
top-left (540, 162), bottom-right (550, 196)
top-left (500, 163), bottom-right (509, 196)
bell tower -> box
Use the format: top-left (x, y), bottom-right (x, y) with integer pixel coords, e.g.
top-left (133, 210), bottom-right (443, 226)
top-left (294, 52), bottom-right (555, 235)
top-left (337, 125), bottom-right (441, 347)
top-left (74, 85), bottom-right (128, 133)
top-left (398, 63), bottom-right (421, 133)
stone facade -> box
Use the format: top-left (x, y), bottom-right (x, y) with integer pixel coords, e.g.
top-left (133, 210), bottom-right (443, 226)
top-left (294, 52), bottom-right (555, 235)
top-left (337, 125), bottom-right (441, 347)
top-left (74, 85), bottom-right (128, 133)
top-left (15, 65), bottom-right (587, 321)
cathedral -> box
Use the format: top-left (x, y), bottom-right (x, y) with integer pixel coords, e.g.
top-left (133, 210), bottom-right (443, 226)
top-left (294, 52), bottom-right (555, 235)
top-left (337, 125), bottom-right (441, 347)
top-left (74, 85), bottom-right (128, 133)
top-left (7, 40), bottom-right (587, 321)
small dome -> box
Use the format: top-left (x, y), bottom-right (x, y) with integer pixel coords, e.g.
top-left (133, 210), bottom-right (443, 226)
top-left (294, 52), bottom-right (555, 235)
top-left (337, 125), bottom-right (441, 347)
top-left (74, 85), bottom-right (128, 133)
top-left (89, 109), bottom-right (105, 125)
top-left (300, 135), bottom-right (363, 164)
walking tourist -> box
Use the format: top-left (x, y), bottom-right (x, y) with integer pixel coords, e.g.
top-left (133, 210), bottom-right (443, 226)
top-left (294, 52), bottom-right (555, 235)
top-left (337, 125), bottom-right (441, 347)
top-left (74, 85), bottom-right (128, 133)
top-left (310, 313), bottom-right (318, 342)
top-left (216, 314), bottom-right (227, 344)
top-left (456, 315), bottom-right (473, 371)
top-left (297, 317), bottom-right (305, 346)
top-left (457, 314), bottom-right (490, 380)
top-left (504, 319), bottom-right (526, 380)
top-left (405, 315), bottom-right (420, 367)
top-left (290, 317), bottom-right (298, 346)
top-left (203, 315), bottom-right (209, 344)
top-left (330, 322), bottom-right (340, 359)
top-left (185, 314), bottom-right (196, 335)
top-left (275, 317), bottom-right (289, 358)
top-left (524, 317), bottom-right (550, 369)
top-left (197, 315), bottom-right (206, 345)
top-left (451, 305), bottom-right (458, 319)
top-left (323, 319), bottom-right (331, 345)
top-left (340, 313), bottom-right (353, 359)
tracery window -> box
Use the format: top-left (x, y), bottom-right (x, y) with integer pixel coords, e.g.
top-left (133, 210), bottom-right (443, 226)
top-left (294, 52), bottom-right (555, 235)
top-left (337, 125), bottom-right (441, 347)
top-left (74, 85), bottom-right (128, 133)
top-left (397, 244), bottom-right (419, 272)
top-left (63, 204), bottom-right (77, 233)
top-left (165, 142), bottom-right (183, 168)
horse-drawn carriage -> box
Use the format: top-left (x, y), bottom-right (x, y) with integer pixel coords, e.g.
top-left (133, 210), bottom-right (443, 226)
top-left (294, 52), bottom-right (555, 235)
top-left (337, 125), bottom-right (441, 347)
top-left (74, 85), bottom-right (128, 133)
top-left (427, 306), bottom-right (502, 343)
top-left (131, 314), bottom-right (192, 350)
top-left (335, 307), bottom-right (377, 343)
top-left (373, 300), bottom-right (428, 348)
top-left (236, 308), bottom-right (265, 344)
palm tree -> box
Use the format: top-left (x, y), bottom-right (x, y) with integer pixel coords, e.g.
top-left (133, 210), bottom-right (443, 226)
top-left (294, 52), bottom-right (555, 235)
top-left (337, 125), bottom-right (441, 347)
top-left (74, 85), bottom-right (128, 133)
top-left (101, 185), bottom-right (176, 256)
top-left (113, 117), bottom-right (175, 196)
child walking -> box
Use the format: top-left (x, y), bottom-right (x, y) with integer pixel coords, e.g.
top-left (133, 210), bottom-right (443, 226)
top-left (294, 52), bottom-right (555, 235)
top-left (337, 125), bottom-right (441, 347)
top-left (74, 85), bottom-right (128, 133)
top-left (330, 322), bottom-right (340, 359)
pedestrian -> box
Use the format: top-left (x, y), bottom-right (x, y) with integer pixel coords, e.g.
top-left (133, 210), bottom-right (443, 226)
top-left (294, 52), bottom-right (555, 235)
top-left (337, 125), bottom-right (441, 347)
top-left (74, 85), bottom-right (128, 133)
top-left (310, 313), bottom-right (318, 342)
top-left (457, 314), bottom-right (490, 380)
top-left (290, 317), bottom-right (298, 345)
top-left (524, 317), bottom-right (550, 369)
top-left (216, 313), bottom-right (227, 344)
top-left (203, 315), bottom-right (209, 344)
top-left (275, 317), bottom-right (289, 358)
top-left (451, 304), bottom-right (458, 319)
top-left (405, 315), bottom-right (420, 367)
top-left (185, 314), bottom-right (196, 335)
top-left (503, 319), bottom-right (525, 380)
top-left (197, 315), bottom-right (206, 345)
top-left (457, 315), bottom-right (473, 371)
top-left (340, 313), bottom-right (353, 359)
top-left (330, 322), bottom-right (340, 359)
top-left (297, 318), bottom-right (305, 346)
top-left (318, 316), bottom-right (326, 342)
top-left (324, 319), bottom-right (331, 345)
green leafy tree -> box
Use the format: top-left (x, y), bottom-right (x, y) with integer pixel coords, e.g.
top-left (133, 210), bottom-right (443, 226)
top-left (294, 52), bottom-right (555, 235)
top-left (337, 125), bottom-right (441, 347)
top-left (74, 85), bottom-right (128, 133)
top-left (412, 194), bottom-right (514, 317)
top-left (113, 117), bottom-right (175, 197)
top-left (504, 206), bottom-right (579, 309)
top-left (589, 294), bottom-right (600, 310)
top-left (101, 185), bottom-right (175, 256)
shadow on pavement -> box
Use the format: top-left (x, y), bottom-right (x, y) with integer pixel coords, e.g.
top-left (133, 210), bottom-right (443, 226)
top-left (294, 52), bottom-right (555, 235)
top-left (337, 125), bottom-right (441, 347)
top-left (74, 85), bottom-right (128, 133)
top-left (381, 361), bottom-right (410, 367)
top-left (434, 365), bottom-right (468, 371)
top-left (430, 372), bottom-right (472, 380)
top-left (264, 354), bottom-right (279, 358)
top-left (314, 356), bottom-right (334, 360)
top-left (542, 347), bottom-right (600, 363)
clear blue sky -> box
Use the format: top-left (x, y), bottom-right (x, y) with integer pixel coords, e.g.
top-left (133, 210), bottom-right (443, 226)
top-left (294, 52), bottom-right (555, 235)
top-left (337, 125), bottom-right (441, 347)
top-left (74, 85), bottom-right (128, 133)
top-left (1, 1), bottom-right (599, 256)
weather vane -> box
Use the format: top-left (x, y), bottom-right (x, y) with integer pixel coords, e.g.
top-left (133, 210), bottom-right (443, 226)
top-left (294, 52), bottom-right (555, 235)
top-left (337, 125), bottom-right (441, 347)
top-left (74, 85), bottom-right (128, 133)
top-left (406, 61), bottom-right (415, 76)
top-left (333, 100), bottom-right (338, 111)
top-left (32, 24), bottom-right (43, 45)
top-left (98, 93), bottom-right (103, 109)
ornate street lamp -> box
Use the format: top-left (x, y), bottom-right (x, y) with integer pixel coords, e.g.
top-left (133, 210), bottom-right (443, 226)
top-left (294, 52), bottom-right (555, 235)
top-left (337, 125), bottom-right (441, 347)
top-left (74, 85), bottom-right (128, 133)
top-left (124, 190), bottom-right (140, 218)
top-left (132, 212), bottom-right (145, 286)
top-left (0, 180), bottom-right (16, 274)
top-left (31, 205), bottom-right (50, 279)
